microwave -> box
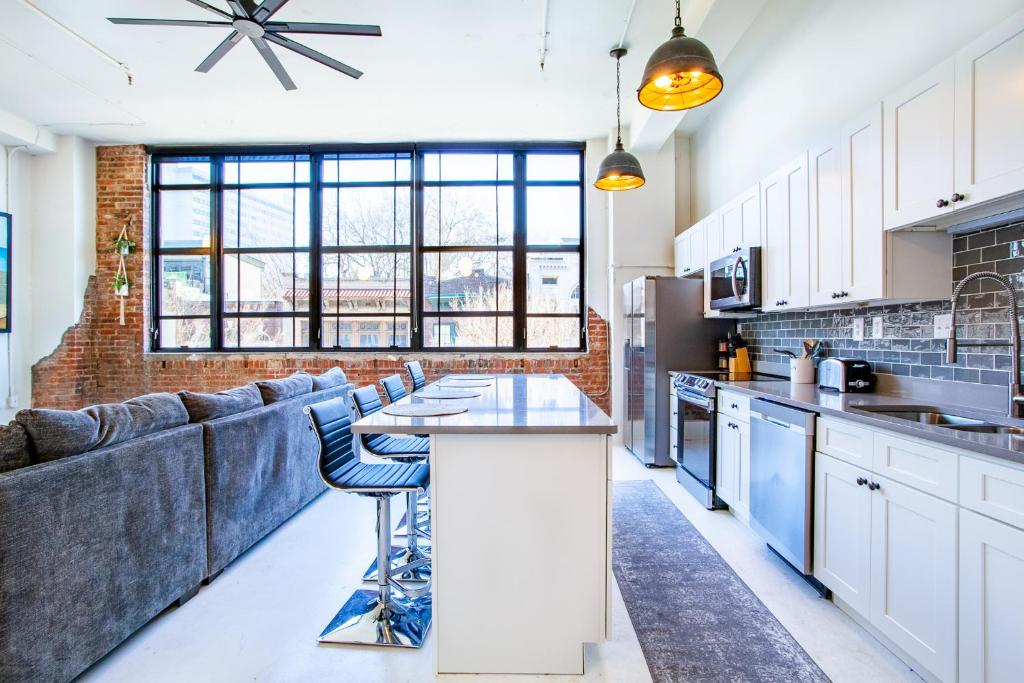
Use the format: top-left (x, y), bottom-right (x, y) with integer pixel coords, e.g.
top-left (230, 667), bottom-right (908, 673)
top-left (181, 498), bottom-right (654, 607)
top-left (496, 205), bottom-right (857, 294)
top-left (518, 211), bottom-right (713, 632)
top-left (709, 247), bottom-right (761, 310)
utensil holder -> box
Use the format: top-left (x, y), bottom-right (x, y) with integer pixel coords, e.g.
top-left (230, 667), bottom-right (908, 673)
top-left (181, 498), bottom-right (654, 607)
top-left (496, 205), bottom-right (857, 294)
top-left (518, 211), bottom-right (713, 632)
top-left (790, 357), bottom-right (815, 384)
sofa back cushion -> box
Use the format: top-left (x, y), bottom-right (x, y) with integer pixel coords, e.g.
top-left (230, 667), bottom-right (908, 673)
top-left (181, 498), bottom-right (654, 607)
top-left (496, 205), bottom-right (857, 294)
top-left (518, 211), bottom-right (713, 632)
top-left (310, 367), bottom-right (348, 391)
top-left (178, 384), bottom-right (263, 423)
top-left (16, 392), bottom-right (189, 463)
top-left (256, 373), bottom-right (313, 405)
top-left (0, 422), bottom-right (30, 473)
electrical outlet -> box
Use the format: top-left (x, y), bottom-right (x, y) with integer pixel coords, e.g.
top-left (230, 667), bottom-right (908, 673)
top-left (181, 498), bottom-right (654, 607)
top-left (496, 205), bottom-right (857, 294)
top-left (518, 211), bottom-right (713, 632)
top-left (6, 395), bottom-right (18, 409)
top-left (852, 317), bottom-right (865, 342)
top-left (871, 316), bottom-right (884, 339)
top-left (934, 313), bottom-right (952, 339)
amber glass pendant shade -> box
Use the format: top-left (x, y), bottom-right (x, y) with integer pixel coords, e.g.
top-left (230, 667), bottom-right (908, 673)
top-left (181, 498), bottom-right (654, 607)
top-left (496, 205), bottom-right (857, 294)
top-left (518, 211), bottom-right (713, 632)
top-left (595, 142), bottom-right (645, 191)
top-left (638, 25), bottom-right (724, 111)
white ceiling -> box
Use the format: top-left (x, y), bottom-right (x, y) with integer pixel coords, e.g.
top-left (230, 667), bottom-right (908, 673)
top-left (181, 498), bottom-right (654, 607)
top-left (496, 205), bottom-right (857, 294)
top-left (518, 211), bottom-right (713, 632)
top-left (0, 0), bottom-right (707, 145)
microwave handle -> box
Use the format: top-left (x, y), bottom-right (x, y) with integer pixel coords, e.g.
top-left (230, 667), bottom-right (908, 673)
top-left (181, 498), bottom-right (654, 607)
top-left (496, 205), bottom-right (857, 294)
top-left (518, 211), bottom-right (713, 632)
top-left (730, 256), bottom-right (745, 298)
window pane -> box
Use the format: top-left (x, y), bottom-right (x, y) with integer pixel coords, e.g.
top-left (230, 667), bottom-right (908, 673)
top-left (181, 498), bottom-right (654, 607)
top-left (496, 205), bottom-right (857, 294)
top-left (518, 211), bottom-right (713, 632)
top-left (321, 186), bottom-right (411, 246)
top-left (527, 252), bottom-right (580, 313)
top-left (423, 185), bottom-right (513, 246)
top-left (158, 160), bottom-right (211, 185)
top-left (322, 153), bottom-right (411, 183)
top-left (223, 188), bottom-right (310, 248)
top-left (223, 316), bottom-right (308, 348)
top-left (223, 155), bottom-right (310, 184)
top-left (321, 317), bottom-right (410, 349)
top-left (527, 317), bottom-right (580, 348)
top-left (159, 318), bottom-right (210, 349)
top-left (158, 189), bottom-right (210, 248)
top-left (224, 252), bottom-right (310, 313)
top-left (321, 253), bottom-right (411, 314)
top-left (527, 154), bottom-right (580, 181)
top-left (423, 153), bottom-right (513, 181)
top-left (526, 186), bottom-right (581, 246)
top-left (423, 251), bottom-right (512, 312)
top-left (423, 316), bottom-right (513, 348)
top-left (161, 255), bottom-right (211, 315)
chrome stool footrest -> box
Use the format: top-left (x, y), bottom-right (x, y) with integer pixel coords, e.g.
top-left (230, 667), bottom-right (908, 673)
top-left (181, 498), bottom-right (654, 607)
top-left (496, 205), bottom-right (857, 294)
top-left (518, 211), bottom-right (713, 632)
top-left (363, 545), bottom-right (431, 583)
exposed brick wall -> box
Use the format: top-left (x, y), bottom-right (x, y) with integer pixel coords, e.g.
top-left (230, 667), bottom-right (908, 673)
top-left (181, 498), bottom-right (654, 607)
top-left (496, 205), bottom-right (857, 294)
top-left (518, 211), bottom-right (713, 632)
top-left (32, 145), bottom-right (612, 413)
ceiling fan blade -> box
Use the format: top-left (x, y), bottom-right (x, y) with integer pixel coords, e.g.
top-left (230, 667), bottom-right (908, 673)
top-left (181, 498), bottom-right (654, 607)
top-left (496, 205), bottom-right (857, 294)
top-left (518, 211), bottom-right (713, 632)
top-left (263, 21), bottom-right (382, 36)
top-left (195, 30), bottom-right (245, 73)
top-left (263, 33), bottom-right (363, 79)
top-left (251, 0), bottom-right (291, 23)
top-left (108, 18), bottom-right (232, 28)
top-left (183, 0), bottom-right (232, 20)
top-left (249, 36), bottom-right (297, 91)
top-left (226, 1), bottom-right (250, 18)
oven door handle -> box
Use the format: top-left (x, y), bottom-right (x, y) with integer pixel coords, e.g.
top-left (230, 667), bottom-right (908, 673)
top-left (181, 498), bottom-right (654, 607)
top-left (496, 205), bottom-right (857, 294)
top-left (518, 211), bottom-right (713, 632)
top-left (677, 393), bottom-right (713, 410)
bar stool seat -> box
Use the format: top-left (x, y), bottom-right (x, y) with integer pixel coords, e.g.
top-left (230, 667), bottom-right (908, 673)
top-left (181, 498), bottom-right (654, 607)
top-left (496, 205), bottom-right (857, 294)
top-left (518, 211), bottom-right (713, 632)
top-left (363, 434), bottom-right (430, 456)
top-left (305, 397), bottom-right (432, 649)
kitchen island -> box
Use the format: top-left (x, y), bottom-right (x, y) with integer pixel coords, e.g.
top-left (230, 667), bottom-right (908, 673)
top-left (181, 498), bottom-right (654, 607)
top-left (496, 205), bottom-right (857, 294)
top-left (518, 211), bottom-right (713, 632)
top-left (351, 373), bottom-right (616, 675)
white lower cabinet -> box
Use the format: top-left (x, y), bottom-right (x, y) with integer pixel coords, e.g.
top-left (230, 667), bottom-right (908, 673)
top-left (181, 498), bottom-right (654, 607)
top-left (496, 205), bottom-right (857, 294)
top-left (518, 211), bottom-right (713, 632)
top-left (959, 509), bottom-right (1024, 683)
top-left (716, 413), bottom-right (749, 522)
top-left (869, 475), bottom-right (957, 683)
top-left (813, 453), bottom-right (872, 616)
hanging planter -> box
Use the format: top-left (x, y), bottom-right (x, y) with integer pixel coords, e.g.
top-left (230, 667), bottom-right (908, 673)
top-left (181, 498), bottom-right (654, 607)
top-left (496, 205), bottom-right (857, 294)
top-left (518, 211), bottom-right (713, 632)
top-left (113, 271), bottom-right (130, 297)
top-left (113, 218), bottom-right (133, 324)
top-left (113, 236), bottom-right (136, 255)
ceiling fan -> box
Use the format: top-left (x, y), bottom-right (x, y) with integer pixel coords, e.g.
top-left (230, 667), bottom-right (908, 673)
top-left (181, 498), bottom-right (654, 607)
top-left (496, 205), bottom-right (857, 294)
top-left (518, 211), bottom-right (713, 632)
top-left (108, 0), bottom-right (382, 91)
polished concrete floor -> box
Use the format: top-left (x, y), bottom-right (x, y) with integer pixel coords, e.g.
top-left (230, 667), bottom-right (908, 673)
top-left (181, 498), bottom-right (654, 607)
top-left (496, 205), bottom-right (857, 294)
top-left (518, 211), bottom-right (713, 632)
top-left (82, 446), bottom-right (921, 682)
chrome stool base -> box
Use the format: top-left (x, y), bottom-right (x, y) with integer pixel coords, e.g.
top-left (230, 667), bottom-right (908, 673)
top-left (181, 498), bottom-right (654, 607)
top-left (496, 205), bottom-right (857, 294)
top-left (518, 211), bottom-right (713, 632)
top-left (318, 589), bottom-right (432, 648)
top-left (363, 545), bottom-right (431, 583)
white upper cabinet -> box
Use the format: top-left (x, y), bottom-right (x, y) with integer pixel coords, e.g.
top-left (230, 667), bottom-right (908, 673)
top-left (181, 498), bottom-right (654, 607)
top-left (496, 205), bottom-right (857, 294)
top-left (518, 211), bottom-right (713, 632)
top-left (955, 10), bottom-right (1024, 208)
top-left (674, 221), bottom-right (708, 277)
top-left (760, 153), bottom-right (810, 310)
top-left (719, 185), bottom-right (761, 254)
top-left (674, 230), bottom-right (689, 277)
top-left (883, 58), bottom-right (956, 230)
top-left (840, 105), bottom-right (885, 303)
top-left (704, 211), bottom-right (724, 261)
top-left (808, 140), bottom-right (845, 306)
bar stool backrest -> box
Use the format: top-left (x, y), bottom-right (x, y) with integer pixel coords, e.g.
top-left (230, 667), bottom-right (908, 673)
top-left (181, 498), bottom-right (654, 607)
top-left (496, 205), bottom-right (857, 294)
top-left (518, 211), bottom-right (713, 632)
top-left (305, 397), bottom-right (357, 488)
top-left (352, 385), bottom-right (384, 417)
top-left (379, 374), bottom-right (408, 403)
top-left (405, 361), bottom-right (426, 391)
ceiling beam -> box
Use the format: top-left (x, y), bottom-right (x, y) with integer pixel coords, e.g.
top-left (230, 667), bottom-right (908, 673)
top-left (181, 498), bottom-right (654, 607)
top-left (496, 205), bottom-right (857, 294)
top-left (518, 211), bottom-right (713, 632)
top-left (628, 0), bottom-right (765, 152)
top-left (0, 107), bottom-right (58, 153)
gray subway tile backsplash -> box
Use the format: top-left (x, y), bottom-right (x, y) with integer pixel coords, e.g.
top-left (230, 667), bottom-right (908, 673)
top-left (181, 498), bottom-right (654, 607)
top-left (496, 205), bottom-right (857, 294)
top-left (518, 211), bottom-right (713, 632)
top-left (738, 221), bottom-right (1024, 388)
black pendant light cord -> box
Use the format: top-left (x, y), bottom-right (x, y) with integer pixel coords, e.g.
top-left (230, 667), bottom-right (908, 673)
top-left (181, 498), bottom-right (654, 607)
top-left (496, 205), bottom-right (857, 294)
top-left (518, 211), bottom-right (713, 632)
top-left (615, 54), bottom-right (622, 146)
top-left (675, 0), bottom-right (682, 28)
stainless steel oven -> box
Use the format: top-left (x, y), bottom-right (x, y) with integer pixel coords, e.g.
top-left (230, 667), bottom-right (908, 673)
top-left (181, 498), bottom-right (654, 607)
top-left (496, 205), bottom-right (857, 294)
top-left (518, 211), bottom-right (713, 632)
top-left (675, 389), bottom-right (727, 510)
top-left (709, 247), bottom-right (761, 311)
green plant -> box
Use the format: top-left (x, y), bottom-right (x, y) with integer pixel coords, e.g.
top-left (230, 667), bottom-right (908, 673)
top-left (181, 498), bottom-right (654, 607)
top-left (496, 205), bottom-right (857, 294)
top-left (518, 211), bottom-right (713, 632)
top-left (113, 272), bottom-right (129, 293)
top-left (113, 236), bottom-right (136, 254)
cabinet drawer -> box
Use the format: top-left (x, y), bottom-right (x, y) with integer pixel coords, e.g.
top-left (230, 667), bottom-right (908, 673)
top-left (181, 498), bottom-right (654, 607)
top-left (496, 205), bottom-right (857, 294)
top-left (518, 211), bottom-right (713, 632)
top-left (872, 432), bottom-right (958, 502)
top-left (817, 417), bottom-right (873, 468)
top-left (961, 455), bottom-right (1024, 530)
top-left (718, 390), bottom-right (749, 421)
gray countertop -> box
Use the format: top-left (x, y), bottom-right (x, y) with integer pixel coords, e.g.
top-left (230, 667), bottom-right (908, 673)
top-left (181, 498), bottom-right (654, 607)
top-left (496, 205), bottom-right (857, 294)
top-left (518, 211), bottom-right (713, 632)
top-left (351, 373), bottom-right (617, 435)
top-left (718, 379), bottom-right (1024, 466)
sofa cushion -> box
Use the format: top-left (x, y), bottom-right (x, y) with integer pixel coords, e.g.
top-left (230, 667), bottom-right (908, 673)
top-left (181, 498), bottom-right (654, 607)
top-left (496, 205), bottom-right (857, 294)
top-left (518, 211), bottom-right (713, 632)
top-left (256, 373), bottom-right (313, 405)
top-left (310, 367), bottom-right (348, 391)
top-left (0, 422), bottom-right (30, 473)
top-left (16, 392), bottom-right (189, 463)
top-left (178, 384), bottom-right (263, 423)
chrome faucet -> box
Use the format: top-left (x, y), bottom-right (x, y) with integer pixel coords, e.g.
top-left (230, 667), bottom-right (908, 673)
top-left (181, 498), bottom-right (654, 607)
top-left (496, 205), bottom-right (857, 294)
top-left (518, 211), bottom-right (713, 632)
top-left (947, 271), bottom-right (1024, 418)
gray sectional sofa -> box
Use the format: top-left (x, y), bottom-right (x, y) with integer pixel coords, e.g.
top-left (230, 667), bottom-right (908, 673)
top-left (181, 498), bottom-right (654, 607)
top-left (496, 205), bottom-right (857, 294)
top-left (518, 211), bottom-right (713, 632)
top-left (0, 368), bottom-right (353, 683)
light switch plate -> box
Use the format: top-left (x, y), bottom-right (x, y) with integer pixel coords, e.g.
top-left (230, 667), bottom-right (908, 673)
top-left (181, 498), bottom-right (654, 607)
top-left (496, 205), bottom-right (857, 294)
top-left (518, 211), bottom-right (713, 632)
top-left (934, 313), bottom-right (952, 339)
top-left (852, 317), bottom-right (865, 342)
top-left (871, 317), bottom-right (884, 339)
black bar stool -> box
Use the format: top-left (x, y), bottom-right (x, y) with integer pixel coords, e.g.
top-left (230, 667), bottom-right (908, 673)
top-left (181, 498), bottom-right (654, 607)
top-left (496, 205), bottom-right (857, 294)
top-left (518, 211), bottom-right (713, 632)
top-left (405, 360), bottom-right (427, 392)
top-left (351, 384), bottom-right (430, 582)
top-left (304, 397), bottom-right (431, 648)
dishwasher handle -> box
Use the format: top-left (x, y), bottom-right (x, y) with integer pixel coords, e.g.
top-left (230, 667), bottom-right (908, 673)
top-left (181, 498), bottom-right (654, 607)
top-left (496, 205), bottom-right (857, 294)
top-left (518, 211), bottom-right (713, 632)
top-left (750, 398), bottom-right (817, 435)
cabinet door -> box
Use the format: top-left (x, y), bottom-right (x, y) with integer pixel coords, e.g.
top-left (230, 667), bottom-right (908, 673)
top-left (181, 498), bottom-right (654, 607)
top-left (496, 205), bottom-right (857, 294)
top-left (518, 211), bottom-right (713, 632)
top-left (760, 153), bottom-right (810, 311)
top-left (716, 417), bottom-right (738, 506)
top-left (883, 58), bottom-right (956, 230)
top-left (720, 185), bottom-right (760, 253)
top-left (959, 509), bottom-right (1024, 683)
top-left (955, 9), bottom-right (1024, 208)
top-left (841, 105), bottom-right (885, 302)
top-left (674, 231), bottom-right (688, 277)
top-left (732, 419), bottom-right (751, 523)
top-left (869, 475), bottom-right (957, 683)
top-left (813, 453), bottom-right (872, 616)
top-left (808, 140), bottom-right (845, 306)
top-left (690, 221), bottom-right (706, 273)
top-left (704, 211), bottom-right (724, 261)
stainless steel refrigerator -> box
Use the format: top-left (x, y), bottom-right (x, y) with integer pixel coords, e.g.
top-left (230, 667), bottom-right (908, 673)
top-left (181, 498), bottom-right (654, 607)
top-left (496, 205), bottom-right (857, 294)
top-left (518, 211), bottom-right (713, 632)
top-left (623, 276), bottom-right (733, 466)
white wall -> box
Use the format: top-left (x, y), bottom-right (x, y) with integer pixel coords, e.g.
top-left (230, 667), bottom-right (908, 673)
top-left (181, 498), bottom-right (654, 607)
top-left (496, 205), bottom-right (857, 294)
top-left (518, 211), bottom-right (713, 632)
top-left (690, 0), bottom-right (1023, 218)
top-left (584, 138), bottom-right (610, 321)
top-left (0, 147), bottom-right (35, 422)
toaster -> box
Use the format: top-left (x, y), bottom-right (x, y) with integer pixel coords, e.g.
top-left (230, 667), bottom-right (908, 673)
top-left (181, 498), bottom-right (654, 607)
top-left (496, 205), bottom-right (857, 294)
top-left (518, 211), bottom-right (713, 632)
top-left (818, 358), bottom-right (876, 393)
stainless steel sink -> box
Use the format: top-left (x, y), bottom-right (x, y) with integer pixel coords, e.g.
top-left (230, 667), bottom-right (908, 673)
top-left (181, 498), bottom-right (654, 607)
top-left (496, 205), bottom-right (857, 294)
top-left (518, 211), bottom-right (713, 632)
top-left (851, 405), bottom-right (987, 427)
top-left (946, 424), bottom-right (1024, 435)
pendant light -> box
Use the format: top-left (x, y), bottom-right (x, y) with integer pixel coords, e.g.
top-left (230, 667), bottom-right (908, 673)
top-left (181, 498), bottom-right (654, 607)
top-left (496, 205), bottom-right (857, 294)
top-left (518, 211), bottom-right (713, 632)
top-left (595, 48), bottom-right (646, 192)
top-left (637, 0), bottom-right (724, 112)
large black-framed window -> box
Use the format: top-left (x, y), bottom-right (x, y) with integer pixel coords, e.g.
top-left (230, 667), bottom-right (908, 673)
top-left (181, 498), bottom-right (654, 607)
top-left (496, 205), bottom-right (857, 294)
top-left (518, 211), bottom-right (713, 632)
top-left (151, 144), bottom-right (585, 353)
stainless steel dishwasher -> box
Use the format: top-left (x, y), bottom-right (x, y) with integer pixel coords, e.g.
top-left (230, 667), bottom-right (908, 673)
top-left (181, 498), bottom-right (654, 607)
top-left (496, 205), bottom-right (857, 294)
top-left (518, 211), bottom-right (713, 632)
top-left (749, 398), bottom-right (816, 575)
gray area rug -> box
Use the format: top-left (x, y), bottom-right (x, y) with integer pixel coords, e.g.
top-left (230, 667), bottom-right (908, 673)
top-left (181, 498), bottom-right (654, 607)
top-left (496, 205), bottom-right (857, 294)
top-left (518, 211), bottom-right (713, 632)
top-left (613, 480), bottom-right (830, 683)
